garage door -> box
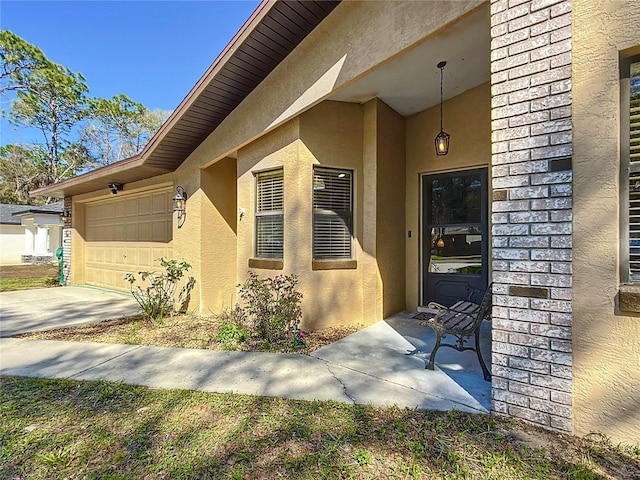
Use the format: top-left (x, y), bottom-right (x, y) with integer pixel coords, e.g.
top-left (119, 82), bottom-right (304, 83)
top-left (84, 188), bottom-right (173, 292)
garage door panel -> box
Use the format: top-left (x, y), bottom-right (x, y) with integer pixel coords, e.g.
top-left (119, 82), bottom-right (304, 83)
top-left (152, 220), bottom-right (167, 240)
top-left (138, 221), bottom-right (151, 241)
top-left (126, 198), bottom-right (138, 216)
top-left (152, 193), bottom-right (169, 214)
top-left (84, 188), bottom-right (173, 292)
top-left (138, 249), bottom-right (152, 269)
top-left (138, 196), bottom-right (151, 216)
top-left (124, 222), bottom-right (135, 241)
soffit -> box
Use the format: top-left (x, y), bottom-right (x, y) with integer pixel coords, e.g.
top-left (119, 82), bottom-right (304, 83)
top-left (33, 0), bottom-right (341, 199)
top-left (329, 5), bottom-right (490, 116)
top-left (140, 0), bottom-right (341, 171)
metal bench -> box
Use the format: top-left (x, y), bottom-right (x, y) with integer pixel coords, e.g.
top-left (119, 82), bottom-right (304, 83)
top-left (420, 284), bottom-right (492, 381)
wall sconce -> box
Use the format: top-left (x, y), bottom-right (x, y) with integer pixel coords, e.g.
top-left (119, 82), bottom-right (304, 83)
top-left (108, 183), bottom-right (123, 195)
top-left (173, 185), bottom-right (187, 228)
top-left (434, 61), bottom-right (450, 156)
top-left (61, 209), bottom-right (71, 222)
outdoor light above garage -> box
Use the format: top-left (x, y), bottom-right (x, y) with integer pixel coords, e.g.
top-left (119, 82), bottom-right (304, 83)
top-left (435, 61), bottom-right (450, 156)
top-left (173, 185), bottom-right (187, 228)
top-left (108, 183), bottom-right (123, 194)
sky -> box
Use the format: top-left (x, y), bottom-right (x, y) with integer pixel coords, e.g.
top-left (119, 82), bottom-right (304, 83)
top-left (1, 0), bottom-right (261, 145)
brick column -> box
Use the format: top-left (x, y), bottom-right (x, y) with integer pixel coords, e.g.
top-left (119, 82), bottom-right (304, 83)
top-left (62, 196), bottom-right (72, 286)
top-left (490, 0), bottom-right (573, 432)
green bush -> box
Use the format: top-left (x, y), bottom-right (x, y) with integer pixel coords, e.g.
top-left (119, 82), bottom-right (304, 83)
top-left (216, 322), bottom-right (248, 349)
top-left (124, 258), bottom-right (195, 322)
top-left (238, 272), bottom-right (303, 346)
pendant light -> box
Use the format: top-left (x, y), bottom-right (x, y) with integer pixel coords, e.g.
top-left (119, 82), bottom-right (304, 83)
top-left (434, 61), bottom-right (450, 156)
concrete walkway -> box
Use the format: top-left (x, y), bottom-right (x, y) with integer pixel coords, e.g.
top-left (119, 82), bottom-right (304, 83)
top-left (0, 288), bottom-right (491, 414)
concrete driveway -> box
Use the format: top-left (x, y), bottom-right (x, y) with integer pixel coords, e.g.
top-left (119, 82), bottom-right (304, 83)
top-left (0, 286), bottom-right (140, 337)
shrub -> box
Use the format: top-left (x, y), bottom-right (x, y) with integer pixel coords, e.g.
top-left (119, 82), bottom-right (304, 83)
top-left (238, 272), bottom-right (303, 346)
top-left (124, 258), bottom-right (195, 322)
top-left (216, 322), bottom-right (248, 349)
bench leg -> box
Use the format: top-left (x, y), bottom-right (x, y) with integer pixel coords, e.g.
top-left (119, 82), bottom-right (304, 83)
top-left (426, 331), bottom-right (442, 370)
top-left (475, 329), bottom-right (491, 382)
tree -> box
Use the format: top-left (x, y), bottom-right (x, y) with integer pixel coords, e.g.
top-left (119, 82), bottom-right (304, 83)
top-left (80, 94), bottom-right (171, 166)
top-left (0, 144), bottom-right (49, 204)
top-left (0, 30), bottom-right (53, 95)
top-left (8, 64), bottom-right (90, 183)
top-left (1, 31), bottom-right (168, 202)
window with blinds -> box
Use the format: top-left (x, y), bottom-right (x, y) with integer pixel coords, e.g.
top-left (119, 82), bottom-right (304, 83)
top-left (628, 59), bottom-right (640, 280)
top-left (313, 167), bottom-right (353, 259)
top-left (255, 169), bottom-right (283, 259)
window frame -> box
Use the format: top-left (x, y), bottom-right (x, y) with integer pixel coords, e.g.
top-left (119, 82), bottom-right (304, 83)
top-left (312, 166), bottom-right (354, 261)
top-left (254, 168), bottom-right (284, 260)
top-left (621, 54), bottom-right (640, 283)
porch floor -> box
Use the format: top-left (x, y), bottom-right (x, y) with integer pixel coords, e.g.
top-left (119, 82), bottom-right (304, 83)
top-left (310, 311), bottom-right (492, 413)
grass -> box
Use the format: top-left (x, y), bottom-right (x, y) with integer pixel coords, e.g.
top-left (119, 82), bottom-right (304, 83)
top-left (5, 268), bottom-right (640, 478)
top-left (0, 264), bottom-right (59, 292)
top-left (1, 376), bottom-right (638, 480)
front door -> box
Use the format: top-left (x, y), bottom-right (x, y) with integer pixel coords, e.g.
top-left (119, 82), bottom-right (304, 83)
top-left (422, 168), bottom-right (488, 306)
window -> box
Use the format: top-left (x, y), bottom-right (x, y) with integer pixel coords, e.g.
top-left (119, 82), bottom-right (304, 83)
top-left (624, 57), bottom-right (640, 281)
top-left (255, 169), bottom-right (283, 259)
top-left (313, 167), bottom-right (353, 259)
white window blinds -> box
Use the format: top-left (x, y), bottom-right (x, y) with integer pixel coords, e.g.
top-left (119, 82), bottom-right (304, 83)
top-left (629, 61), bottom-right (640, 280)
top-left (313, 167), bottom-right (353, 259)
top-left (255, 169), bottom-right (283, 259)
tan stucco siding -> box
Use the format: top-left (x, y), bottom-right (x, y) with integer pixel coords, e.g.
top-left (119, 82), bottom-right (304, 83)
top-left (373, 99), bottom-right (407, 318)
top-left (235, 102), bottom-right (368, 330)
top-left (572, 0), bottom-right (640, 445)
top-left (300, 101), bottom-right (367, 329)
top-left (178, 0), bottom-right (484, 175)
top-left (405, 83), bottom-right (492, 309)
top-left (232, 99), bottom-right (406, 329)
top-left (200, 158), bottom-right (238, 312)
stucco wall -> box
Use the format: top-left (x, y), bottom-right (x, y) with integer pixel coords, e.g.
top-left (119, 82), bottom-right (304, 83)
top-left (178, 1), bottom-right (484, 176)
top-left (235, 101), bottom-right (369, 330)
top-left (405, 83), bottom-right (492, 309)
top-left (572, 0), bottom-right (640, 445)
top-left (373, 99), bottom-right (407, 317)
top-left (200, 158), bottom-right (238, 313)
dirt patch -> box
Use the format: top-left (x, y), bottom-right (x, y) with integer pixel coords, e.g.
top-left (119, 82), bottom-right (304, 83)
top-left (19, 313), bottom-right (364, 354)
top-left (0, 263), bottom-right (58, 279)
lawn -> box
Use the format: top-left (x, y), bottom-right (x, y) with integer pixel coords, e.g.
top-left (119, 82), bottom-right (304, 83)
top-left (1, 376), bottom-right (638, 480)
top-left (5, 271), bottom-right (640, 479)
top-left (0, 264), bottom-right (59, 292)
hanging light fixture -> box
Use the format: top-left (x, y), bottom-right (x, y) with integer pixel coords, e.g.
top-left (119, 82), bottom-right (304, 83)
top-left (434, 61), bottom-right (450, 156)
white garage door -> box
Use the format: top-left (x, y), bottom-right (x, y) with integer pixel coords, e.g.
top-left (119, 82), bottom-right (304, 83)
top-left (84, 188), bottom-right (173, 292)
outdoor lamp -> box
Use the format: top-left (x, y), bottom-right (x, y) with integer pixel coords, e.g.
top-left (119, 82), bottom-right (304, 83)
top-left (61, 209), bottom-right (71, 222)
top-left (173, 185), bottom-right (188, 227)
top-left (108, 183), bottom-right (123, 195)
top-left (434, 61), bottom-right (450, 156)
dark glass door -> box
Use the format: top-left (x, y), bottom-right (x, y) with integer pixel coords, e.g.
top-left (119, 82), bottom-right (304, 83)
top-left (422, 168), bottom-right (488, 306)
